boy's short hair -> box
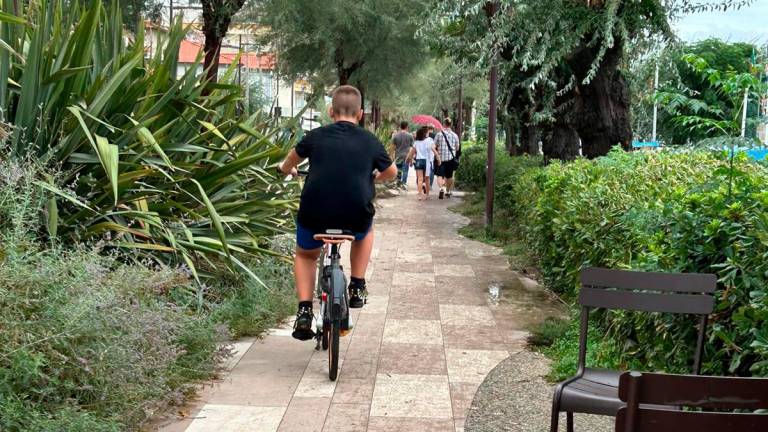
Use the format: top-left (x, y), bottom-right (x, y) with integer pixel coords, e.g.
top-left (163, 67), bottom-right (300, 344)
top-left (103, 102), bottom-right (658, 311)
top-left (331, 85), bottom-right (362, 117)
top-left (400, 121), bottom-right (409, 129)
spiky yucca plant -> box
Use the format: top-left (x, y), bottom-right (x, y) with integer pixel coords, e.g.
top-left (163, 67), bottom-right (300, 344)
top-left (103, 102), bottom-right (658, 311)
top-left (0, 0), bottom-right (300, 280)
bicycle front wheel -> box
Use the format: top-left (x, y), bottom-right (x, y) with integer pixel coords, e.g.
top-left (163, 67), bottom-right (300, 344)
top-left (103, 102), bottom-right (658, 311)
top-left (328, 318), bottom-right (340, 381)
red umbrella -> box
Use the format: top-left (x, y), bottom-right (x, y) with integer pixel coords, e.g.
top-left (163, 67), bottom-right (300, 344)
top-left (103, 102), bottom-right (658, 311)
top-left (411, 114), bottom-right (443, 130)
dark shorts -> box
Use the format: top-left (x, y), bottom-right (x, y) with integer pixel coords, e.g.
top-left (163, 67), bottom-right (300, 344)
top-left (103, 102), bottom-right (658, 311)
top-left (435, 160), bottom-right (456, 179)
top-left (413, 158), bottom-right (427, 171)
top-left (296, 222), bottom-right (372, 250)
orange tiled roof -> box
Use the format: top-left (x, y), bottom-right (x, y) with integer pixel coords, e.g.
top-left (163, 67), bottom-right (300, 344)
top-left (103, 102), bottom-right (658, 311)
top-left (178, 39), bottom-right (275, 69)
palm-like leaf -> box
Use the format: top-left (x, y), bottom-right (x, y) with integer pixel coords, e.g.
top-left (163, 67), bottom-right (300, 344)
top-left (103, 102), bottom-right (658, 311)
top-left (1, 0), bottom-right (300, 279)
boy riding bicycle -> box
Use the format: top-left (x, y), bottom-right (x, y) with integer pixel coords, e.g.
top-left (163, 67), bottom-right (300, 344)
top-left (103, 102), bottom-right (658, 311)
top-left (278, 85), bottom-right (398, 341)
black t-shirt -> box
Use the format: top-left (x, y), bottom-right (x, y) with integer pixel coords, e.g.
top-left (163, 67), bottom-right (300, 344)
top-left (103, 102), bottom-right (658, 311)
top-left (296, 121), bottom-right (392, 232)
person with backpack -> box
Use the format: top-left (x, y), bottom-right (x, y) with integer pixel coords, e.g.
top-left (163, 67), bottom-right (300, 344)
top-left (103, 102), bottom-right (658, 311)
top-left (433, 118), bottom-right (461, 199)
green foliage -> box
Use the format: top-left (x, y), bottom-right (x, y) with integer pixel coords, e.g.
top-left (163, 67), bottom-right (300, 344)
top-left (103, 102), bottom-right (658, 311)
top-left (656, 53), bottom-right (766, 139)
top-left (0, 0), bottom-right (299, 280)
top-left (459, 148), bottom-right (768, 377)
top-left (0, 229), bottom-right (225, 429)
top-left (0, 142), bottom-right (294, 431)
top-left (527, 317), bottom-right (571, 349)
top-left (539, 316), bottom-right (624, 382)
top-left (253, 0), bottom-right (428, 102)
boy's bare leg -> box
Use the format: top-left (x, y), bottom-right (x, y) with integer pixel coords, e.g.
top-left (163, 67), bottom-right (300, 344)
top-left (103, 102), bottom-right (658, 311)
top-left (294, 247), bottom-right (322, 302)
top-left (350, 228), bottom-right (374, 279)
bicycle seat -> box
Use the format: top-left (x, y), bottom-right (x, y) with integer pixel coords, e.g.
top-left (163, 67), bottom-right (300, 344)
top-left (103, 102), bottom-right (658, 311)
top-left (313, 229), bottom-right (355, 243)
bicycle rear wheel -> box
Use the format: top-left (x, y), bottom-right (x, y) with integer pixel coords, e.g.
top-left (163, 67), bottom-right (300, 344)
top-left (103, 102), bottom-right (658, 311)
top-left (328, 317), bottom-right (340, 381)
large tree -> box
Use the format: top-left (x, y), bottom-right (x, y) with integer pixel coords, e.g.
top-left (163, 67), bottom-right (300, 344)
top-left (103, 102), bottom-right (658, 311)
top-left (424, 0), bottom-right (755, 159)
top-left (252, 0), bottom-right (428, 126)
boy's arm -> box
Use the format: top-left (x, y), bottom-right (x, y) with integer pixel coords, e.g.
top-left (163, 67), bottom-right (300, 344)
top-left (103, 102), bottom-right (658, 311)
top-left (374, 162), bottom-right (398, 183)
top-left (278, 149), bottom-right (304, 176)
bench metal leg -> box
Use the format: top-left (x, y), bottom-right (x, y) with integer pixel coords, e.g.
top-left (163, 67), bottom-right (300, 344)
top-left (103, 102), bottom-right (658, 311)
top-left (567, 412), bottom-right (574, 432)
top-left (550, 392), bottom-right (561, 432)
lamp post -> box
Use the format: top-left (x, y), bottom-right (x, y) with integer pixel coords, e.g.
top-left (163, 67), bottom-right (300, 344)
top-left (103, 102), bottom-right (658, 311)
top-left (484, 1), bottom-right (499, 229)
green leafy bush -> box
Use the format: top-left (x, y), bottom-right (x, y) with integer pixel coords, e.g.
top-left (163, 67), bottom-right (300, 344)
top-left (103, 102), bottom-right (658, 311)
top-left (459, 148), bottom-right (768, 377)
top-left (0, 148), bottom-right (295, 431)
top-left (0, 0), bottom-right (298, 280)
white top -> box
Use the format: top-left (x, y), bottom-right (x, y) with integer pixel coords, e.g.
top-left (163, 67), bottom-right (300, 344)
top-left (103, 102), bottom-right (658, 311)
top-left (414, 138), bottom-right (435, 160)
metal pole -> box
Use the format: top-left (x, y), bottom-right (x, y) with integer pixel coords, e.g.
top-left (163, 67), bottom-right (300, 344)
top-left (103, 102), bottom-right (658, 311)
top-left (741, 88), bottom-right (749, 138)
top-left (237, 35), bottom-right (242, 87)
top-left (652, 63), bottom-right (659, 142)
top-left (457, 77), bottom-right (464, 140)
top-left (485, 1), bottom-right (499, 229)
top-left (169, 0), bottom-right (174, 25)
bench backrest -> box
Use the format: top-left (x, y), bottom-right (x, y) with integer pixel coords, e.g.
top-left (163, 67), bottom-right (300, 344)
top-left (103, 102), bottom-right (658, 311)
top-left (575, 268), bottom-right (717, 374)
top-left (615, 371), bottom-right (768, 432)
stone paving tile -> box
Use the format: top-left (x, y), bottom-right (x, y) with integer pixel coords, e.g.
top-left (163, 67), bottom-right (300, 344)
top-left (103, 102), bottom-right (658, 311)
top-left (382, 319), bottom-right (443, 345)
top-left (370, 374), bottom-right (452, 418)
top-left (360, 295), bottom-right (389, 314)
top-left (450, 382), bottom-right (481, 420)
top-left (441, 325), bottom-right (508, 350)
top-left (439, 304), bottom-right (496, 327)
top-left (323, 403), bottom-right (369, 432)
top-left (377, 343), bottom-right (447, 375)
top-left (332, 378), bottom-right (376, 404)
top-left (186, 405), bottom-right (285, 432)
top-left (392, 271), bottom-right (435, 286)
top-left (387, 299), bottom-right (440, 320)
top-left (221, 339), bottom-right (255, 370)
top-left (445, 349), bottom-right (510, 384)
top-left (277, 397), bottom-right (330, 432)
top-left (295, 354), bottom-right (343, 397)
top-left (435, 264), bottom-right (476, 277)
top-left (367, 417), bottom-right (456, 431)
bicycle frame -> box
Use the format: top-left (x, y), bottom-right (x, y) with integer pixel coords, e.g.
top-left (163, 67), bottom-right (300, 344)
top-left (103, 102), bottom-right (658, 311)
top-left (314, 242), bottom-right (350, 350)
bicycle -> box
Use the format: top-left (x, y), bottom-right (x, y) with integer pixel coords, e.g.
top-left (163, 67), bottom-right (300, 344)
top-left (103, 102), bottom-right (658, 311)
top-left (312, 229), bottom-right (355, 381)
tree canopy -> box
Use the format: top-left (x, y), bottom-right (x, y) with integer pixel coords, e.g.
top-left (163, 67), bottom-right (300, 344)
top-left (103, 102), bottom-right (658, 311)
top-left (422, 0), bottom-right (756, 159)
top-left (251, 0), bottom-right (429, 124)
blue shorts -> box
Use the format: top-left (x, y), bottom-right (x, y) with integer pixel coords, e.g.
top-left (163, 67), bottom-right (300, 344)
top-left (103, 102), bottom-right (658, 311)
top-left (296, 222), bottom-right (372, 250)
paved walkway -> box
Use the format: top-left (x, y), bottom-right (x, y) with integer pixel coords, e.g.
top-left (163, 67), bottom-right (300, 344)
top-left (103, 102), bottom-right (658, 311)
top-left (154, 181), bottom-right (562, 432)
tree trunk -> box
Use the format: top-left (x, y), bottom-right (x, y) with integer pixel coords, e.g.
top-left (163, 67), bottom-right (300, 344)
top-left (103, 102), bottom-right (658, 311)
top-left (542, 120), bottom-right (579, 162)
top-left (567, 37), bottom-right (631, 158)
top-left (520, 123), bottom-right (540, 155)
top-left (201, 0), bottom-right (245, 86)
top-left (358, 82), bottom-right (366, 128)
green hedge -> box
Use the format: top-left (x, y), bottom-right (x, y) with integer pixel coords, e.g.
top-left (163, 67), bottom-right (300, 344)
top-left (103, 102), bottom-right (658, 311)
top-left (458, 148), bottom-right (768, 377)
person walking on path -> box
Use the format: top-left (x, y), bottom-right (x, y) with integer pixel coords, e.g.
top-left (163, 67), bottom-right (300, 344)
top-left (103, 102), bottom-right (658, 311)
top-left (392, 121), bottom-right (414, 190)
top-left (407, 126), bottom-right (440, 201)
top-left (434, 118), bottom-right (461, 199)
top-left (427, 126), bottom-right (437, 187)
top-left (278, 85), bottom-right (398, 341)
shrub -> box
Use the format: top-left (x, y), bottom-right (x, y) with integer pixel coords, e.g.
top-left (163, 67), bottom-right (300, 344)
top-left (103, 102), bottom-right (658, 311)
top-left (459, 148), bottom-right (768, 377)
top-left (0, 0), bottom-right (298, 279)
top-left (0, 151), bottom-right (291, 430)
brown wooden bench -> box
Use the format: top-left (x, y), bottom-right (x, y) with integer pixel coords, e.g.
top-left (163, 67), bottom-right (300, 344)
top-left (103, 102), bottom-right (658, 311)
top-left (616, 371), bottom-right (768, 431)
top-left (549, 267), bottom-right (717, 432)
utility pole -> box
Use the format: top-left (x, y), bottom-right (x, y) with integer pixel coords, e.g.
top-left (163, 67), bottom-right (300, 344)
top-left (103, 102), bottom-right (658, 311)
top-left (652, 63), bottom-right (659, 142)
top-left (484, 1), bottom-right (499, 229)
top-left (237, 35), bottom-right (242, 87)
top-left (457, 76), bottom-right (464, 140)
